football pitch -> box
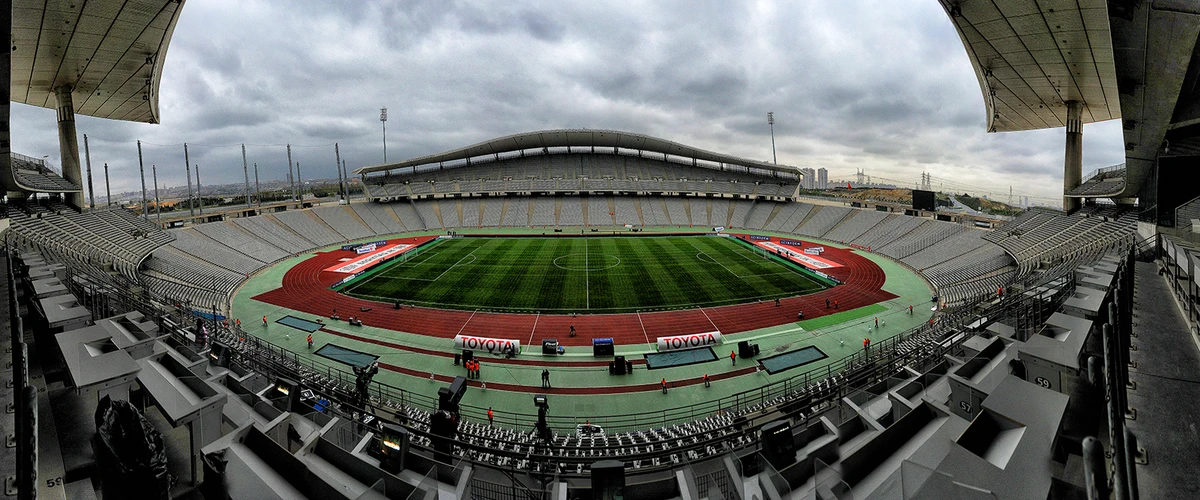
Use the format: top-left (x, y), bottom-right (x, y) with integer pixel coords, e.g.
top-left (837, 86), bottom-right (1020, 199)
top-left (338, 236), bottom-right (831, 313)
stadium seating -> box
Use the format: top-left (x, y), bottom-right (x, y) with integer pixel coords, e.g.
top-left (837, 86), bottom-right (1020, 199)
top-left (312, 206), bottom-right (375, 241)
top-left (274, 210), bottom-right (345, 246)
top-left (556, 195), bottom-right (585, 225)
top-left (763, 202), bottom-right (813, 233)
top-left (461, 199), bottom-right (480, 228)
top-left (360, 152), bottom-right (798, 201)
top-left (391, 202), bottom-right (426, 231)
top-left (502, 197), bottom-right (530, 226)
top-left (532, 197), bottom-right (556, 226)
top-left (6, 204), bottom-right (174, 279)
top-left (822, 209), bottom-right (889, 243)
top-left (639, 197), bottom-right (669, 226)
top-left (587, 196), bottom-right (610, 225)
top-left (901, 229), bottom-right (991, 271)
top-left (8, 189), bottom-right (1092, 319)
top-left (350, 203), bottom-right (405, 235)
top-left (852, 213), bottom-right (925, 250)
top-left (729, 199), bottom-right (753, 227)
top-left (10, 153), bottom-right (82, 191)
top-left (193, 221), bottom-right (290, 264)
top-left (481, 198), bottom-right (505, 226)
top-left (232, 216), bottom-right (316, 254)
top-left (795, 205), bottom-right (852, 237)
top-left (664, 197), bottom-right (689, 226)
top-left (167, 228), bottom-right (266, 275)
top-left (873, 219), bottom-right (967, 260)
top-left (743, 200), bottom-right (776, 229)
top-left (985, 207), bottom-right (1137, 279)
top-left (613, 197), bottom-right (639, 226)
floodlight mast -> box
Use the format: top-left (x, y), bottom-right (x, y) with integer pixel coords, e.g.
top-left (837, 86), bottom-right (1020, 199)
top-left (767, 112), bottom-right (777, 166)
top-left (380, 107), bottom-right (388, 163)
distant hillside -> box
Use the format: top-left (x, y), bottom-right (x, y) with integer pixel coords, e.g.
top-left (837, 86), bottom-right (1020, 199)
top-left (819, 187), bottom-right (952, 207)
top-left (953, 194), bottom-right (1022, 216)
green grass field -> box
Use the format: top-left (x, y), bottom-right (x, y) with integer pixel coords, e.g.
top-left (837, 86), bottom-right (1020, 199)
top-left (339, 236), bottom-right (829, 312)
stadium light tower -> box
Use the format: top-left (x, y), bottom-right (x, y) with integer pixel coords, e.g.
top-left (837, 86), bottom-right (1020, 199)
top-left (380, 107), bottom-right (388, 163)
top-left (767, 112), bottom-right (777, 165)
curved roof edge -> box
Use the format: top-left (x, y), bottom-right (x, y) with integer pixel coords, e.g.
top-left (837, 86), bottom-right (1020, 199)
top-left (354, 129), bottom-right (800, 177)
top-left (10, 0), bottom-right (188, 124)
top-left (938, 0), bottom-right (1120, 132)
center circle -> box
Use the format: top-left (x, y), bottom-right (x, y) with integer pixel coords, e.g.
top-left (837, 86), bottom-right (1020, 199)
top-left (552, 253), bottom-right (622, 271)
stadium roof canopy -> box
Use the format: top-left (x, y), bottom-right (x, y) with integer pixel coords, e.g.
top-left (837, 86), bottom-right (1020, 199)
top-left (10, 0), bottom-right (187, 124)
top-left (355, 129), bottom-right (799, 177)
top-left (939, 0), bottom-right (1120, 132)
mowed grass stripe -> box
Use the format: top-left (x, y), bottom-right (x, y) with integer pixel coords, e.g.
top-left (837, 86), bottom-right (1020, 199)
top-left (342, 236), bottom-right (829, 312)
top-left (611, 238), bottom-right (666, 308)
top-left (703, 237), bottom-right (800, 296)
top-left (433, 237), bottom-right (503, 306)
top-left (534, 238), bottom-right (575, 310)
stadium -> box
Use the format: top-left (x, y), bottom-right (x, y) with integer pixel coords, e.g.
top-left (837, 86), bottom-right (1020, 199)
top-left (3, 1), bottom-right (1199, 500)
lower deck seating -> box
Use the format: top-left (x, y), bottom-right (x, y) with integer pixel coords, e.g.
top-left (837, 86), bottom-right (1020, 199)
top-left (43, 196), bottom-right (1106, 318)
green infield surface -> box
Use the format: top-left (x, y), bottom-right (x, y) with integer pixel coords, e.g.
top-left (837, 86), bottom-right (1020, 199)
top-left (338, 235), bottom-right (830, 312)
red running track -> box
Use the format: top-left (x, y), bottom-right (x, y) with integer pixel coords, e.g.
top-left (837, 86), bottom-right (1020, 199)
top-left (252, 234), bottom-right (897, 348)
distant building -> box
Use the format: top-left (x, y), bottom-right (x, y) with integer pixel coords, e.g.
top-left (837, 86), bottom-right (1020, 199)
top-left (817, 168), bottom-right (828, 189)
top-left (800, 168), bottom-right (816, 189)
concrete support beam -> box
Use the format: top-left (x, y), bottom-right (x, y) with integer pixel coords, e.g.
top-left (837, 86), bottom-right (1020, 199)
top-left (0, 0), bottom-right (13, 198)
top-left (55, 86), bottom-right (84, 208)
top-left (1064, 101), bottom-right (1083, 213)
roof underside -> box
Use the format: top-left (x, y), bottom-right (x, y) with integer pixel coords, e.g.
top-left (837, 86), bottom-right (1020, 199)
top-left (355, 129), bottom-right (800, 177)
top-left (940, 0), bottom-right (1120, 132)
top-left (10, 0), bottom-right (187, 124)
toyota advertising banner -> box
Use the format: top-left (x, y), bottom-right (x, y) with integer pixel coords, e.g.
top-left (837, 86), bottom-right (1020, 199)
top-left (656, 331), bottom-right (723, 351)
top-left (454, 335), bottom-right (521, 355)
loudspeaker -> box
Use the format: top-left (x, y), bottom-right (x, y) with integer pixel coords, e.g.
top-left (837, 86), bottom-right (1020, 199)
top-left (614, 355), bottom-right (627, 375)
top-left (591, 460), bottom-right (625, 500)
top-left (739, 340), bottom-right (754, 359)
top-left (462, 350), bottom-right (474, 364)
top-left (760, 420), bottom-right (796, 469)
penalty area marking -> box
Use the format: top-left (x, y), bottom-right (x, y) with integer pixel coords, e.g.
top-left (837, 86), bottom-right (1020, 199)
top-left (367, 252), bottom-right (478, 283)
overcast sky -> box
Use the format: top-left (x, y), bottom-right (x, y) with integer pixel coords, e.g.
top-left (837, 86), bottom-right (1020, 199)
top-left (11, 0), bottom-right (1125, 207)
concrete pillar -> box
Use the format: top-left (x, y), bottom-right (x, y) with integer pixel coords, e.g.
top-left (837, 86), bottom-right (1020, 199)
top-left (0, 0), bottom-right (12, 199)
top-left (1063, 101), bottom-right (1083, 213)
top-left (55, 85), bottom-right (85, 208)
top-left (138, 141), bottom-right (148, 217)
top-left (84, 135), bottom-right (95, 209)
top-left (242, 144), bottom-right (251, 208)
top-left (104, 162), bottom-right (111, 206)
top-left (153, 164), bottom-right (161, 222)
top-left (195, 163), bottom-right (204, 214)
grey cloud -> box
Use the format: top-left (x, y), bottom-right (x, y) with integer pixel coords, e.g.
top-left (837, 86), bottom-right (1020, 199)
top-left (8, 0), bottom-right (1126, 206)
